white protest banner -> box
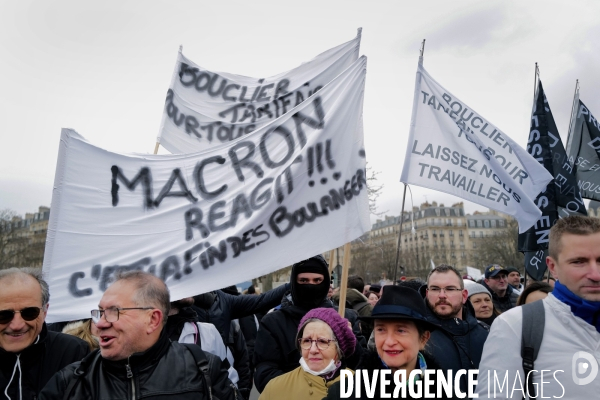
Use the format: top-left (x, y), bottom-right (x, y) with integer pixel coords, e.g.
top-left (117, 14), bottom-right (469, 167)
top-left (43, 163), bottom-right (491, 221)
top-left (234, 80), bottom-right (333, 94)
top-left (43, 57), bottom-right (369, 323)
top-left (157, 30), bottom-right (361, 154)
top-left (466, 266), bottom-right (482, 281)
top-left (400, 63), bottom-right (553, 233)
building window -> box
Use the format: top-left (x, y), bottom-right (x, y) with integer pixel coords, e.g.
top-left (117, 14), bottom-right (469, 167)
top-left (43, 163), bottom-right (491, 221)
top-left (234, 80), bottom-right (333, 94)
top-left (469, 220), bottom-right (475, 228)
top-left (459, 230), bottom-right (463, 237)
top-left (476, 220), bottom-right (482, 227)
top-left (484, 220), bottom-right (490, 228)
top-left (479, 231), bottom-right (484, 238)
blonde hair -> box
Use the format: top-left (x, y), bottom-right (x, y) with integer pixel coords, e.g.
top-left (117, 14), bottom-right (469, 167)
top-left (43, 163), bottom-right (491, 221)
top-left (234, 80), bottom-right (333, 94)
top-left (62, 319), bottom-right (99, 351)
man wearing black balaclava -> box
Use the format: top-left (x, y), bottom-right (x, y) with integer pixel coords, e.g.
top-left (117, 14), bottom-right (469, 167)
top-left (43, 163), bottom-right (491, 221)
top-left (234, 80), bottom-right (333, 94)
top-left (252, 255), bottom-right (365, 393)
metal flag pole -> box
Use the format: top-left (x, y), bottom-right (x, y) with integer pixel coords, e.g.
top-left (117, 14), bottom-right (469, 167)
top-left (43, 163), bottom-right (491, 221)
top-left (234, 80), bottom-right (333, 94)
top-left (393, 39), bottom-right (425, 285)
top-left (392, 183), bottom-right (408, 284)
top-left (565, 79), bottom-right (580, 154)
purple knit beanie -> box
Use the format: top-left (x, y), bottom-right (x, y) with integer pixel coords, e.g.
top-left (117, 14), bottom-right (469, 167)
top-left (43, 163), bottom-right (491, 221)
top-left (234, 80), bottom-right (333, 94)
top-left (298, 308), bottom-right (356, 358)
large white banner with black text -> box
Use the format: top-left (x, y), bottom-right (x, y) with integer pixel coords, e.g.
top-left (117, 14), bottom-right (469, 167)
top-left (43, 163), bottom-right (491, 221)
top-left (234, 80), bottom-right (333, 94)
top-left (43, 57), bottom-right (369, 322)
top-left (157, 30), bottom-right (361, 154)
top-left (400, 63), bottom-right (552, 233)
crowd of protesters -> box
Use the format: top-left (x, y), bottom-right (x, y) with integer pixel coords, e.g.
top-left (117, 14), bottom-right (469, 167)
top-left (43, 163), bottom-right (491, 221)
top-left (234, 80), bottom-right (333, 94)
top-left (1, 215), bottom-right (599, 399)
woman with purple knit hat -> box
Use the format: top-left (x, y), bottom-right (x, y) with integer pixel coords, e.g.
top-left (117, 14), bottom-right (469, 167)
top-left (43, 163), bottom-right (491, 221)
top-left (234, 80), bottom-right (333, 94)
top-left (259, 308), bottom-right (356, 400)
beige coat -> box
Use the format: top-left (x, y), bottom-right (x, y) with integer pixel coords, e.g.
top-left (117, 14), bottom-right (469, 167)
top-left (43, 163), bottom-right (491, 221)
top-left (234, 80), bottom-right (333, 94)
top-left (259, 366), bottom-right (350, 400)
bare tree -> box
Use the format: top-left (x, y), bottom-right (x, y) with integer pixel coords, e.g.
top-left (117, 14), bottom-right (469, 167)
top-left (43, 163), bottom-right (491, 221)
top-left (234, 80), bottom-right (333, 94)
top-left (470, 219), bottom-right (524, 269)
top-left (349, 239), bottom-right (373, 281)
top-left (366, 162), bottom-right (385, 216)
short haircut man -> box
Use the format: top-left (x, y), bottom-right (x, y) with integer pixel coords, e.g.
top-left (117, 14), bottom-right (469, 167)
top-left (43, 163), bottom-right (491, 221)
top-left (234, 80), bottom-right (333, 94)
top-left (0, 268), bottom-right (89, 399)
top-left (347, 275), bottom-right (365, 293)
top-left (39, 271), bottom-right (239, 399)
top-left (476, 215), bottom-right (600, 397)
top-left (425, 264), bottom-right (466, 319)
top-left (420, 264), bottom-right (488, 394)
top-left (482, 263), bottom-right (518, 312)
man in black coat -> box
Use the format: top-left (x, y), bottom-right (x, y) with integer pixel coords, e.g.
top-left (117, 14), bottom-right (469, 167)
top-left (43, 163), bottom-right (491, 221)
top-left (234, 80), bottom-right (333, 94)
top-left (0, 268), bottom-right (89, 399)
top-left (253, 255), bottom-right (364, 392)
top-left (40, 270), bottom-right (239, 399)
top-left (420, 264), bottom-right (489, 395)
top-left (192, 282), bottom-right (289, 345)
top-left (481, 264), bottom-right (519, 313)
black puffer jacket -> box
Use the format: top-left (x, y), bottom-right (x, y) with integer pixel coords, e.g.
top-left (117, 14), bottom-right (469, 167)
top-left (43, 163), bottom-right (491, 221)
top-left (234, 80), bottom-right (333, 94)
top-left (228, 320), bottom-right (251, 399)
top-left (39, 329), bottom-right (239, 400)
top-left (253, 294), bottom-right (365, 393)
top-left (481, 281), bottom-right (519, 313)
top-left (0, 323), bottom-right (89, 400)
top-left (193, 284), bottom-right (289, 343)
top-left (421, 300), bottom-right (488, 395)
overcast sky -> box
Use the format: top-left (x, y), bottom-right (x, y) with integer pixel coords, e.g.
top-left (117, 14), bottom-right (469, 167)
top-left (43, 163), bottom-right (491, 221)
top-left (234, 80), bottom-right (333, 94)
top-left (2, 0), bottom-right (599, 223)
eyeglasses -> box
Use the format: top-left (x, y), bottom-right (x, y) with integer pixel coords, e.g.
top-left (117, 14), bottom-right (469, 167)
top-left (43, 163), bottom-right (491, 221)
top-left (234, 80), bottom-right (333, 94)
top-left (0, 307), bottom-right (43, 324)
top-left (298, 338), bottom-right (337, 350)
top-left (489, 275), bottom-right (508, 281)
top-left (90, 307), bottom-right (154, 323)
top-left (427, 286), bottom-right (462, 294)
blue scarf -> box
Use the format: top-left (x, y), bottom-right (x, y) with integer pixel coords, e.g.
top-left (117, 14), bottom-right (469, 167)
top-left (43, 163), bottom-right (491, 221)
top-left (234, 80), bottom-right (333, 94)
top-left (552, 281), bottom-right (600, 333)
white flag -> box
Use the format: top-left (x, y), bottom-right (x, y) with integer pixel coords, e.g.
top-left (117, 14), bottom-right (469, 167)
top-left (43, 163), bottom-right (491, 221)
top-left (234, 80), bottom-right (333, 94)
top-left (466, 266), bottom-right (482, 280)
top-left (430, 258), bottom-right (435, 270)
top-left (157, 30), bottom-right (361, 154)
top-left (43, 57), bottom-right (369, 322)
top-left (400, 63), bottom-right (552, 233)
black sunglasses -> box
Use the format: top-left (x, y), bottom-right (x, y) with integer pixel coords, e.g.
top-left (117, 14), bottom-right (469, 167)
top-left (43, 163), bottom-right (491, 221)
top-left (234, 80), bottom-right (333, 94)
top-left (0, 307), bottom-right (43, 324)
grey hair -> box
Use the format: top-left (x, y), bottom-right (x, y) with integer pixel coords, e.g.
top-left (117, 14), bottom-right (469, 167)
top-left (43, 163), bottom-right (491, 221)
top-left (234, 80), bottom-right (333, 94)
top-left (0, 267), bottom-right (50, 306)
top-left (296, 317), bottom-right (344, 360)
top-left (114, 270), bottom-right (170, 324)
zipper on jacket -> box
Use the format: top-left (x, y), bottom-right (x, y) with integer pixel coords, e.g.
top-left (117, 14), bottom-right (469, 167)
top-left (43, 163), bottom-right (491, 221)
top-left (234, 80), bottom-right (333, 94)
top-left (126, 358), bottom-right (136, 399)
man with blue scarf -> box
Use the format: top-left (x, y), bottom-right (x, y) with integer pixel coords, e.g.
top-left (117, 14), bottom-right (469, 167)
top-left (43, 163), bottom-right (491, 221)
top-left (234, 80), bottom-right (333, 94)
top-left (476, 216), bottom-right (600, 399)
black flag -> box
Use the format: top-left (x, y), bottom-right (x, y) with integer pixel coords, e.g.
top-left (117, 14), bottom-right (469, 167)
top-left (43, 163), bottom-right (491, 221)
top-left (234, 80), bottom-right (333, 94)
top-left (566, 100), bottom-right (600, 200)
top-left (519, 81), bottom-right (586, 280)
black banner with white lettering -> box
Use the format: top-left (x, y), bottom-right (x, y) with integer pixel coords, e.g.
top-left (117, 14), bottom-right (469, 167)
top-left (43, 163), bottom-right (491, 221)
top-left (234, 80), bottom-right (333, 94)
top-left (519, 81), bottom-right (586, 280)
top-left (567, 100), bottom-right (600, 200)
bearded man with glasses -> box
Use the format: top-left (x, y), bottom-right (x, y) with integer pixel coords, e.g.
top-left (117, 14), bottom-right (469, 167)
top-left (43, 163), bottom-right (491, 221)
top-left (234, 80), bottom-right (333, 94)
top-left (482, 263), bottom-right (519, 313)
top-left (0, 268), bottom-right (89, 400)
top-left (418, 264), bottom-right (489, 395)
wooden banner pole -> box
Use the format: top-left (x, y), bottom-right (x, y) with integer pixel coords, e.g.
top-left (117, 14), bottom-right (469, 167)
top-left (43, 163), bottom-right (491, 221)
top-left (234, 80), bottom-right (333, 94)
top-left (153, 142), bottom-right (160, 155)
top-left (328, 249), bottom-right (336, 276)
top-left (337, 242), bottom-right (351, 317)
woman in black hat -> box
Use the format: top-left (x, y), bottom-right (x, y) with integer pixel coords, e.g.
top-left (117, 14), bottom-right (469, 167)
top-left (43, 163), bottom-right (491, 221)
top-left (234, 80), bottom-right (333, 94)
top-left (324, 285), bottom-right (447, 399)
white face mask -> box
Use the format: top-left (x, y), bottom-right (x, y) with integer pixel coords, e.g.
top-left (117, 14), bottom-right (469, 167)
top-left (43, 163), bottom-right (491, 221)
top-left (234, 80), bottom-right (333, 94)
top-left (299, 357), bottom-right (339, 376)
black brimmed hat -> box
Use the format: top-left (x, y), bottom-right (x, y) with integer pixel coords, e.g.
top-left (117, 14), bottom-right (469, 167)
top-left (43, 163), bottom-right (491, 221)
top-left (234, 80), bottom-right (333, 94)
top-left (359, 285), bottom-right (437, 330)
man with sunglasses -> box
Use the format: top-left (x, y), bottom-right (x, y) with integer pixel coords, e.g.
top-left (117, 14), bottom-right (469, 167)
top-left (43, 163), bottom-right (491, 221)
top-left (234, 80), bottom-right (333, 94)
top-left (482, 264), bottom-right (519, 313)
top-left (39, 270), bottom-right (239, 399)
top-left (420, 264), bottom-right (489, 395)
top-left (0, 268), bottom-right (89, 400)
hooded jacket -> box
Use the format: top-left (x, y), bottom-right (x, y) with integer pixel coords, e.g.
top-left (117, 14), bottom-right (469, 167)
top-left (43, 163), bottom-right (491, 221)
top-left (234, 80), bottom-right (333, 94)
top-left (420, 296), bottom-right (489, 395)
top-left (481, 281), bottom-right (519, 313)
top-left (333, 288), bottom-right (374, 338)
top-left (39, 328), bottom-right (239, 400)
top-left (0, 323), bottom-right (89, 400)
